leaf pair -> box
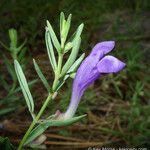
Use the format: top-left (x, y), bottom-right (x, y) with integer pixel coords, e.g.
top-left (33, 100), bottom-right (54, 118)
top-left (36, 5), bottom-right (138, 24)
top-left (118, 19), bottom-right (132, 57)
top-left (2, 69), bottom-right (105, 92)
top-left (24, 114), bottom-right (86, 146)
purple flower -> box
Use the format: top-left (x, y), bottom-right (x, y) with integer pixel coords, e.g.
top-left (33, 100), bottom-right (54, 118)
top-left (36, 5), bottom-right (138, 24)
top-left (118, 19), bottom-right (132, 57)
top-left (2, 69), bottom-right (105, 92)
top-left (63, 41), bottom-right (126, 119)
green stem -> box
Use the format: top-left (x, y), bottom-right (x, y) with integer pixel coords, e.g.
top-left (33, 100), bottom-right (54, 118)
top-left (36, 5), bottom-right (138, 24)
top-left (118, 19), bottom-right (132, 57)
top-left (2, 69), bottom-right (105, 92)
top-left (52, 53), bottom-right (63, 91)
top-left (17, 93), bottom-right (52, 150)
top-left (18, 48), bottom-right (64, 150)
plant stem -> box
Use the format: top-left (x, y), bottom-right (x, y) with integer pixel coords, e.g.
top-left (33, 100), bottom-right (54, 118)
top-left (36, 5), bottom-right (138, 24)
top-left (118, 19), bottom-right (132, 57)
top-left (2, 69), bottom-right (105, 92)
top-left (18, 49), bottom-right (64, 150)
top-left (52, 53), bottom-right (63, 91)
top-left (17, 93), bottom-right (52, 150)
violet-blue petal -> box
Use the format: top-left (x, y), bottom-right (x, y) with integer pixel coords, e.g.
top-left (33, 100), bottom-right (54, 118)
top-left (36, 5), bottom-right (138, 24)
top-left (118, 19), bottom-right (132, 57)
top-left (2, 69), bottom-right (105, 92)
top-left (97, 55), bottom-right (126, 73)
top-left (90, 41), bottom-right (115, 60)
top-left (64, 55), bottom-right (101, 119)
top-left (74, 56), bottom-right (100, 90)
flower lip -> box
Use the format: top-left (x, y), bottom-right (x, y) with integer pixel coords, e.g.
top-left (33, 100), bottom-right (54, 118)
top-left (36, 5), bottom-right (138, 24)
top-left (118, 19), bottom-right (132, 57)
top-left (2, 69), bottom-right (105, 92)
top-left (90, 41), bottom-right (115, 60)
top-left (97, 55), bottom-right (126, 73)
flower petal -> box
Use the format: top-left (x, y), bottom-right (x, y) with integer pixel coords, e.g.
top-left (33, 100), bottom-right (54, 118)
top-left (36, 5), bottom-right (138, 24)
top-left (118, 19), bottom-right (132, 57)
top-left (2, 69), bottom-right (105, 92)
top-left (97, 55), bottom-right (126, 73)
top-left (74, 55), bottom-right (100, 89)
top-left (64, 56), bottom-right (101, 119)
top-left (90, 41), bottom-right (115, 59)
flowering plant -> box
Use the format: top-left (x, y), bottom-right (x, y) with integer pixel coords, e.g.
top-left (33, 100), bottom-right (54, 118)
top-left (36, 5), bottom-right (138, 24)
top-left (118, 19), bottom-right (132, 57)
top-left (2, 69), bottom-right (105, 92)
top-left (14, 13), bottom-right (125, 149)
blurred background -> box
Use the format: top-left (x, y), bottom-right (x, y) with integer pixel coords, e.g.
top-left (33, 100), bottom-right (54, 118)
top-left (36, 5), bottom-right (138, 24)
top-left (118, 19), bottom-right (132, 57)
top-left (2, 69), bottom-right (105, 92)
top-left (0, 0), bottom-right (150, 149)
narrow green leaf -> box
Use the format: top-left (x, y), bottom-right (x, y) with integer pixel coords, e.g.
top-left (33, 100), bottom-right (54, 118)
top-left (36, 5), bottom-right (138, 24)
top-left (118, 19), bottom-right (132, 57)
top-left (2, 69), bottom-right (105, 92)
top-left (61, 37), bottom-right (81, 75)
top-left (14, 79), bottom-right (38, 94)
top-left (16, 39), bottom-right (27, 53)
top-left (61, 23), bottom-right (84, 76)
top-left (67, 53), bottom-right (85, 73)
top-left (14, 60), bottom-right (34, 113)
top-left (45, 28), bottom-right (57, 71)
top-left (61, 14), bottom-right (72, 46)
top-left (66, 23), bottom-right (84, 46)
top-left (64, 14), bottom-right (72, 39)
top-left (60, 12), bottom-right (65, 34)
top-left (33, 59), bottom-right (50, 92)
top-left (18, 47), bottom-right (27, 62)
top-left (46, 20), bottom-right (61, 52)
top-left (74, 23), bottom-right (84, 40)
top-left (24, 115), bottom-right (86, 145)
